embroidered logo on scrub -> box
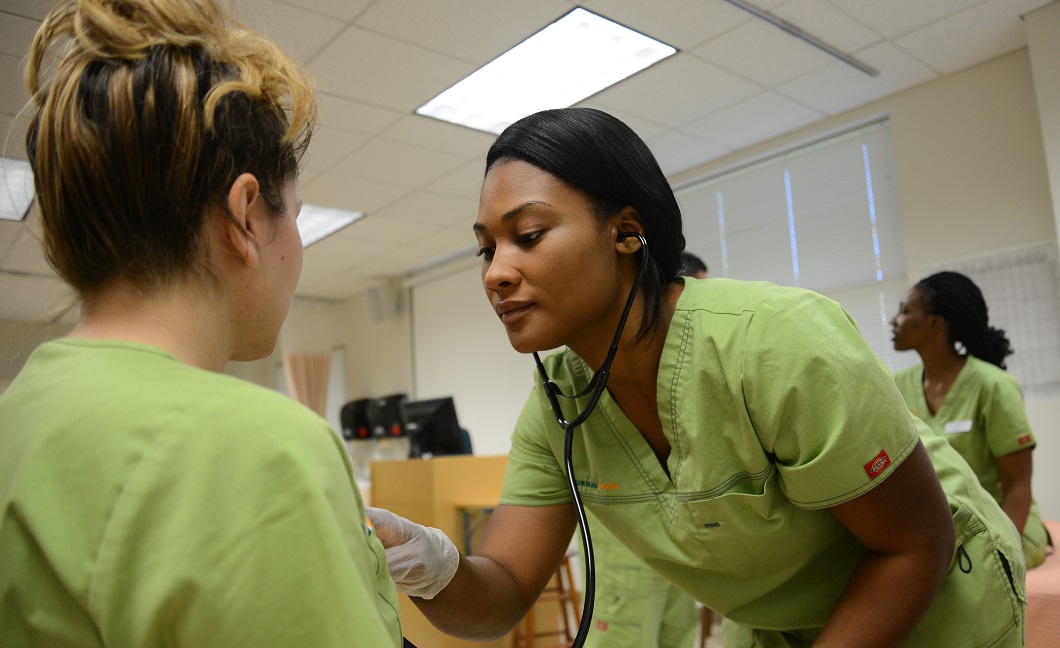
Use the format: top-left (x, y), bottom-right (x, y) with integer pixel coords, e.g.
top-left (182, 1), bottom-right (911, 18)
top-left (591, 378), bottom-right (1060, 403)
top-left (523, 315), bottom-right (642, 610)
top-left (864, 449), bottom-right (891, 479)
top-left (576, 479), bottom-right (619, 491)
top-left (1018, 434), bottom-right (1033, 446)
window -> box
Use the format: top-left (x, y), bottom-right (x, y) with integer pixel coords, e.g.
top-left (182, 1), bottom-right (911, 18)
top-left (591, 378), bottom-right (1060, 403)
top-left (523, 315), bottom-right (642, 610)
top-left (674, 120), bottom-right (913, 369)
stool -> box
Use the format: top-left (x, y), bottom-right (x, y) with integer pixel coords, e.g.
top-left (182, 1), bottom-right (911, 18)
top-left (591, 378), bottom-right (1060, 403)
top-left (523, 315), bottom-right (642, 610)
top-left (512, 552), bottom-right (581, 648)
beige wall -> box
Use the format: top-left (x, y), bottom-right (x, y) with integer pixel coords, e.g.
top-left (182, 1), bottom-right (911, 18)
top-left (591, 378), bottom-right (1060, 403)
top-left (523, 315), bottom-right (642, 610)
top-left (1025, 2), bottom-right (1060, 242)
top-left (333, 288), bottom-right (413, 402)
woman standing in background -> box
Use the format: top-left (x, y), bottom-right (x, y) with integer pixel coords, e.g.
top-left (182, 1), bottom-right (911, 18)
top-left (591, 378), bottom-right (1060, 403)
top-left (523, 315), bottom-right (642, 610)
top-left (892, 270), bottom-right (1053, 568)
top-left (0, 1), bottom-right (403, 645)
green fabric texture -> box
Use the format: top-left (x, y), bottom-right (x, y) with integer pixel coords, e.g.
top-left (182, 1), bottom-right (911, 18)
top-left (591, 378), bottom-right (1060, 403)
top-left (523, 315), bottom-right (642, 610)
top-left (500, 278), bottom-right (1025, 646)
top-left (0, 338), bottom-right (402, 647)
top-left (582, 510), bottom-right (697, 648)
top-left (895, 356), bottom-right (1049, 568)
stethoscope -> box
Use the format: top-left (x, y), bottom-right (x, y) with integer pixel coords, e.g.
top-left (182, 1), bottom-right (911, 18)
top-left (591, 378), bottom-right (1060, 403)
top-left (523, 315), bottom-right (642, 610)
top-left (531, 231), bottom-right (650, 647)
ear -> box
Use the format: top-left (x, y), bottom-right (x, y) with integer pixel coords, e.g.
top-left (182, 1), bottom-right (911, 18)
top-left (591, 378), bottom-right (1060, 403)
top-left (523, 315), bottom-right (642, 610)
top-left (224, 173), bottom-right (263, 268)
top-left (612, 206), bottom-right (645, 255)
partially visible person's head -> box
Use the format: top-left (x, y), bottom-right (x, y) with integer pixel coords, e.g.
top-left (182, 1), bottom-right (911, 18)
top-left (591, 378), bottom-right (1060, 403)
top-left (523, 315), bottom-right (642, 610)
top-left (483, 108), bottom-right (684, 341)
top-left (679, 251), bottom-right (708, 279)
top-left (24, 0), bottom-right (317, 298)
top-left (914, 271), bottom-right (1013, 368)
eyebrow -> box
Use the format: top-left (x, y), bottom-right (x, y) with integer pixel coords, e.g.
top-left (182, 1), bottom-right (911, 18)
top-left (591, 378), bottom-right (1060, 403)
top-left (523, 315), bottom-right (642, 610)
top-left (472, 201), bottom-right (549, 232)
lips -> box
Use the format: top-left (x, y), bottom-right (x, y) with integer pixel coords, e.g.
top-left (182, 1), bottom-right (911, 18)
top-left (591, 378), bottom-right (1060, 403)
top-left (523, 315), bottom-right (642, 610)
top-left (496, 300), bottom-right (533, 325)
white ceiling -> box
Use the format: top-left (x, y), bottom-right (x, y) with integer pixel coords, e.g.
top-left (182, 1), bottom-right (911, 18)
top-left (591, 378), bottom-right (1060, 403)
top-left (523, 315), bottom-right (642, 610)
top-left (0, 0), bottom-right (1051, 323)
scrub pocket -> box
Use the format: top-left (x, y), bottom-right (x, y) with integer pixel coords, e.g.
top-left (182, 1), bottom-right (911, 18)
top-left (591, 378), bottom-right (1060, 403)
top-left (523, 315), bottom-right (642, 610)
top-left (904, 504), bottom-right (1026, 648)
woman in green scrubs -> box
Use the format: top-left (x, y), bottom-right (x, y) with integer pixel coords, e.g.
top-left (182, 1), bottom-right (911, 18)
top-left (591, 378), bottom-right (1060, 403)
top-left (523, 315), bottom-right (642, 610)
top-left (368, 108), bottom-right (1025, 647)
top-left (892, 271), bottom-right (1052, 568)
top-left (0, 2), bottom-right (402, 645)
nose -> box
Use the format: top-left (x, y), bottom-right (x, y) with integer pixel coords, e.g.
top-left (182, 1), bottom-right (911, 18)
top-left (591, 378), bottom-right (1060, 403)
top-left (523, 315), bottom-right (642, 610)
top-left (888, 313), bottom-right (898, 327)
top-left (482, 249), bottom-right (519, 291)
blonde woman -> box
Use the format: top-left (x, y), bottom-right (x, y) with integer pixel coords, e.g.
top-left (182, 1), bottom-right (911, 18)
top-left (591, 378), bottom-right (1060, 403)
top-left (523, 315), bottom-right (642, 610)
top-left (0, 1), bottom-right (403, 645)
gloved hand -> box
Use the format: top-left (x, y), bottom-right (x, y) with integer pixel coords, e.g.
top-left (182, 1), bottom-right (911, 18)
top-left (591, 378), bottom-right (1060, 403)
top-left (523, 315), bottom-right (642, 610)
top-left (366, 506), bottom-right (460, 600)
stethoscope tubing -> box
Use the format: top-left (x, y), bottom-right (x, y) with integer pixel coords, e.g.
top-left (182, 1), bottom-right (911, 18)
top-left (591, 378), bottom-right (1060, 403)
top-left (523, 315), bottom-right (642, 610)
top-left (532, 233), bottom-right (650, 647)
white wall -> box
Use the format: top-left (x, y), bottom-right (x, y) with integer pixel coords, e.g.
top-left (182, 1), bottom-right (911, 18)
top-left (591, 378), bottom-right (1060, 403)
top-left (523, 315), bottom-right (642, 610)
top-left (409, 258), bottom-right (536, 457)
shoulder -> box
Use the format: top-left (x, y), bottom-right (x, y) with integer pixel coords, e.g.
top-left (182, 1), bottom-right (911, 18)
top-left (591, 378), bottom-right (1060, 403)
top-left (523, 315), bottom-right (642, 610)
top-left (677, 278), bottom-right (824, 315)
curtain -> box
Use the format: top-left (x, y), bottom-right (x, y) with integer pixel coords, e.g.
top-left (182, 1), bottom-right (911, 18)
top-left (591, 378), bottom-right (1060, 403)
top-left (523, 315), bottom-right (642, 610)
top-left (282, 353), bottom-right (331, 417)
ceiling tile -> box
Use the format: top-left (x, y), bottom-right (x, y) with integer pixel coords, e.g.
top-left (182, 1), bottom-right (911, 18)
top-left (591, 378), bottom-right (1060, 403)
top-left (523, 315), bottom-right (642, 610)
top-left (1, 229), bottom-right (49, 274)
top-left (304, 225), bottom-right (395, 262)
top-left (234, 0), bottom-right (345, 62)
top-left (300, 172), bottom-right (410, 213)
top-left (646, 130), bottom-right (731, 176)
top-left (0, 272), bottom-right (76, 323)
top-left (691, 18), bottom-right (836, 88)
top-left (328, 138), bottom-right (469, 191)
top-left (316, 93), bottom-right (404, 135)
top-left (828, 0), bottom-right (983, 39)
top-left (772, 0), bottom-right (884, 51)
top-left (0, 111), bottom-right (29, 158)
top-left (303, 125), bottom-right (370, 173)
top-left (1, 54), bottom-right (28, 116)
top-left (776, 41), bottom-right (938, 115)
top-left (0, 1), bottom-right (51, 21)
top-left (308, 26), bottom-right (475, 111)
top-left (580, 0), bottom-right (764, 50)
top-left (681, 91), bottom-right (824, 150)
top-left (574, 101), bottom-right (670, 141)
top-left (424, 159), bottom-right (487, 201)
top-left (0, 10), bottom-right (37, 57)
top-left (589, 54), bottom-right (762, 128)
top-left (379, 114), bottom-right (495, 158)
top-left (354, 0), bottom-right (572, 64)
top-left (372, 190), bottom-right (478, 227)
top-left (894, 0), bottom-right (1040, 75)
top-left (272, 0), bottom-right (373, 23)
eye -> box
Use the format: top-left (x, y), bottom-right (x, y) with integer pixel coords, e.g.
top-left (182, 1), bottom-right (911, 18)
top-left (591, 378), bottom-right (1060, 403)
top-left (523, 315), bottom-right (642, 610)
top-left (516, 230), bottom-right (543, 246)
top-left (476, 247), bottom-right (495, 262)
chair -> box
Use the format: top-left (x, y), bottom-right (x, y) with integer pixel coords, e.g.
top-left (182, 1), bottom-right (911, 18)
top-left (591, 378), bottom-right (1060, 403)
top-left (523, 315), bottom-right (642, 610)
top-left (512, 552), bottom-right (581, 648)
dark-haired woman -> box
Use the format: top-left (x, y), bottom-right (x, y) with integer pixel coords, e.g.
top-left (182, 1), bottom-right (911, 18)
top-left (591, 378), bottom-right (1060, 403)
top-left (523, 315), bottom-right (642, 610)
top-left (892, 271), bottom-right (1052, 569)
top-left (0, 1), bottom-right (402, 645)
top-left (368, 108), bottom-right (1025, 647)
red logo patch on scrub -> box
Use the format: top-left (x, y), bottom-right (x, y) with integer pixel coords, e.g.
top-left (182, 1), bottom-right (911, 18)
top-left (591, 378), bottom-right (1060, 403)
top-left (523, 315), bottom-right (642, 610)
top-left (596, 621), bottom-right (609, 631)
top-left (1018, 434), bottom-right (1032, 446)
top-left (864, 449), bottom-right (891, 479)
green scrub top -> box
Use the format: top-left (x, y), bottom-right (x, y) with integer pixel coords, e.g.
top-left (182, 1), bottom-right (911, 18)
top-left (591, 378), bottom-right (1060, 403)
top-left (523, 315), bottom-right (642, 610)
top-left (894, 356), bottom-right (1035, 503)
top-left (500, 279), bottom-right (1025, 646)
top-left (0, 339), bottom-right (403, 648)
top-left (895, 355), bottom-right (1050, 568)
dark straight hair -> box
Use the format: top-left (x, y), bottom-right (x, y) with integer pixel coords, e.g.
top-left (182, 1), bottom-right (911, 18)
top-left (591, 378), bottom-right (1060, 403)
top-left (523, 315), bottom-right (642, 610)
top-left (485, 108), bottom-right (685, 342)
top-left (916, 271), bottom-right (1013, 369)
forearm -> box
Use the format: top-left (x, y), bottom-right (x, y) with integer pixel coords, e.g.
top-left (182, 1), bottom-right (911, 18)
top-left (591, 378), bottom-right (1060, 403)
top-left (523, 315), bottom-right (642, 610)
top-left (411, 554), bottom-right (535, 641)
top-left (1000, 480), bottom-right (1031, 533)
top-left (813, 548), bottom-right (948, 648)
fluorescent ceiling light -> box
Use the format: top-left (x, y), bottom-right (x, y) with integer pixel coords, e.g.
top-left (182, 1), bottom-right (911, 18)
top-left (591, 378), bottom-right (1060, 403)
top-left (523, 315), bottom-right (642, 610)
top-left (417, 7), bottom-right (676, 134)
top-left (1, 157), bottom-right (35, 222)
top-left (298, 204), bottom-right (364, 248)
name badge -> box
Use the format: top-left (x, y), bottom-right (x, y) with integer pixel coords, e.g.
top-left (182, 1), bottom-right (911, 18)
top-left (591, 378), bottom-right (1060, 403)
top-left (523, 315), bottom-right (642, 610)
top-left (944, 419), bottom-right (973, 434)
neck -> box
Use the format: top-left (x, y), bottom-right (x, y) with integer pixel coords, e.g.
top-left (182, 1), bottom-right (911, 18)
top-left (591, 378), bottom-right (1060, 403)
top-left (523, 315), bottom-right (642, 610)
top-left (918, 342), bottom-right (965, 384)
top-left (571, 282), bottom-right (681, 395)
top-left (71, 280), bottom-right (236, 372)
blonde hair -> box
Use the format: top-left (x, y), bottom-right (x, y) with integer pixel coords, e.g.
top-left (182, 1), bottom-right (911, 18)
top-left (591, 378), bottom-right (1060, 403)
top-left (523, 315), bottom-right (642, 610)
top-left (24, 0), bottom-right (317, 294)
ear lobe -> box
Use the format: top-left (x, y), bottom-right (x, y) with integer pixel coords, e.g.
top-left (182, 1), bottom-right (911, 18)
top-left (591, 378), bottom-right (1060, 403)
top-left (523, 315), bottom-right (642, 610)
top-left (224, 173), bottom-right (262, 268)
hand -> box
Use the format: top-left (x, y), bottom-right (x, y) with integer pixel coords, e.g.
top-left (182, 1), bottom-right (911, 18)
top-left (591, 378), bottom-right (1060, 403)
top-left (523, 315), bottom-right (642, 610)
top-left (366, 506), bottom-right (460, 600)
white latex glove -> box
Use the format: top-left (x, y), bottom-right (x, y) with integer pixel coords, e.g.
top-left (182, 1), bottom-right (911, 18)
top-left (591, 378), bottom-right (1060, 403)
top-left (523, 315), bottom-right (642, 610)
top-left (366, 506), bottom-right (460, 600)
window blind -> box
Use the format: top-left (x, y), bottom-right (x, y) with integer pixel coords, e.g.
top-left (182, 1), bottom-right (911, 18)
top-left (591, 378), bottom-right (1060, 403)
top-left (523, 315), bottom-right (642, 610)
top-left (675, 120), bottom-right (915, 369)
